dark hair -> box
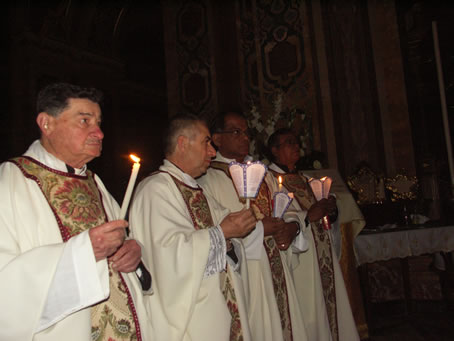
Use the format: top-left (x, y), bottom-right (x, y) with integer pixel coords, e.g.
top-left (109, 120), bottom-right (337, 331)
top-left (37, 82), bottom-right (103, 117)
top-left (210, 111), bottom-right (247, 135)
top-left (267, 128), bottom-right (294, 162)
top-left (163, 113), bottom-right (207, 157)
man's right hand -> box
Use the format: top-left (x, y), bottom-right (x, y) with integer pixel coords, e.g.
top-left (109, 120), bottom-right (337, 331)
top-left (262, 216), bottom-right (285, 237)
top-left (307, 197), bottom-right (337, 222)
top-left (220, 209), bottom-right (256, 239)
top-left (89, 220), bottom-right (128, 262)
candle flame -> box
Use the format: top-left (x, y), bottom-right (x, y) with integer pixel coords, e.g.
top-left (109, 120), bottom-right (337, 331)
top-left (278, 176), bottom-right (283, 184)
top-left (130, 154), bottom-right (141, 163)
top-left (247, 161), bottom-right (251, 165)
top-left (321, 176), bottom-right (327, 181)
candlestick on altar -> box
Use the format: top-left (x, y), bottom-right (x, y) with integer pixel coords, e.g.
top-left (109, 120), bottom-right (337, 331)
top-left (119, 154), bottom-right (141, 219)
top-left (432, 21), bottom-right (454, 196)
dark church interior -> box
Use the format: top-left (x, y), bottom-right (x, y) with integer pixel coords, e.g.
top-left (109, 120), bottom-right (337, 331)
top-left (2, 0), bottom-right (454, 339)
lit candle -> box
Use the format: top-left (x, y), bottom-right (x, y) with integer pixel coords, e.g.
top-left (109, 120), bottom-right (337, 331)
top-left (278, 175), bottom-right (283, 192)
top-left (119, 154), bottom-right (141, 219)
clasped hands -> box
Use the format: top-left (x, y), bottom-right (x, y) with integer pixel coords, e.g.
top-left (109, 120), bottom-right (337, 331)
top-left (88, 220), bottom-right (141, 273)
top-left (262, 216), bottom-right (299, 251)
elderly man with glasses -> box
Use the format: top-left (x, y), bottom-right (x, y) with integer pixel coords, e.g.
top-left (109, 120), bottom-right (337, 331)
top-left (198, 111), bottom-right (310, 341)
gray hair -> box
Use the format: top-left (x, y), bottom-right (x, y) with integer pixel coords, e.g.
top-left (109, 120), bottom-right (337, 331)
top-left (163, 113), bottom-right (207, 157)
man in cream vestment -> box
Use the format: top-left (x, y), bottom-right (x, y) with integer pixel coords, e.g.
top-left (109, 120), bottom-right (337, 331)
top-left (267, 128), bottom-right (360, 341)
top-left (198, 112), bottom-right (309, 341)
top-left (0, 83), bottom-right (153, 341)
top-left (129, 114), bottom-right (256, 341)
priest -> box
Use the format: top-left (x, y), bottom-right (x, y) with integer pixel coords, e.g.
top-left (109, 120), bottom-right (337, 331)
top-left (198, 111), bottom-right (309, 341)
top-left (129, 113), bottom-right (256, 341)
top-left (0, 82), bottom-right (153, 340)
top-left (267, 128), bottom-right (360, 341)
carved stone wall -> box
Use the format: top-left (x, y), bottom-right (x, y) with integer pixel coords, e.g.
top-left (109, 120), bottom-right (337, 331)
top-left (163, 0), bottom-right (218, 120)
top-left (236, 0), bottom-right (321, 159)
top-left (163, 0), bottom-right (321, 160)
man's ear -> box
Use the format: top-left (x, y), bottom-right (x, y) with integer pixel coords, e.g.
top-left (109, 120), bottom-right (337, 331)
top-left (212, 133), bottom-right (221, 149)
top-left (36, 112), bottom-right (53, 136)
top-left (176, 135), bottom-right (188, 153)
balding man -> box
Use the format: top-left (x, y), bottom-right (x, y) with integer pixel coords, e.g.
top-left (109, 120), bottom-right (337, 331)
top-left (129, 113), bottom-right (256, 341)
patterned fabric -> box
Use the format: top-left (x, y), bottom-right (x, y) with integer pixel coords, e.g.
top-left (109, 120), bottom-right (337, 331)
top-left (271, 170), bottom-right (339, 341)
top-left (12, 156), bottom-right (140, 341)
top-left (168, 173), bottom-right (243, 341)
top-left (210, 162), bottom-right (294, 341)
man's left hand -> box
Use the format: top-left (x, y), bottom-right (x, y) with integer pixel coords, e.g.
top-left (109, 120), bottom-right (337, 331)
top-left (274, 222), bottom-right (299, 250)
top-left (110, 239), bottom-right (142, 272)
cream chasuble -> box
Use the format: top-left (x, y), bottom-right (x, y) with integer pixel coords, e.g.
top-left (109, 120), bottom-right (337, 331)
top-left (198, 153), bottom-right (308, 341)
top-left (0, 140), bottom-right (153, 341)
top-left (129, 160), bottom-right (252, 341)
top-left (269, 163), bottom-right (360, 341)
top-left (12, 156), bottom-right (140, 341)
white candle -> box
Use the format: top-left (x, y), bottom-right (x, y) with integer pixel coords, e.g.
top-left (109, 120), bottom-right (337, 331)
top-left (246, 198), bottom-right (250, 209)
top-left (119, 154), bottom-right (141, 219)
top-left (278, 175), bottom-right (283, 192)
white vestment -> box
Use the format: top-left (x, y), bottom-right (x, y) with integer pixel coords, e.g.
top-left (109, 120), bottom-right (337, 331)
top-left (269, 163), bottom-right (360, 341)
top-left (129, 160), bottom-right (252, 341)
top-left (0, 140), bottom-right (153, 341)
top-left (198, 153), bottom-right (308, 341)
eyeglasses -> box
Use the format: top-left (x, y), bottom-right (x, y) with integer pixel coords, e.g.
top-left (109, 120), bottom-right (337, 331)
top-left (217, 129), bottom-right (251, 138)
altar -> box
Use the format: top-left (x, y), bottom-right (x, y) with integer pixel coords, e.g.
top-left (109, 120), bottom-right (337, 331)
top-left (355, 224), bottom-right (454, 326)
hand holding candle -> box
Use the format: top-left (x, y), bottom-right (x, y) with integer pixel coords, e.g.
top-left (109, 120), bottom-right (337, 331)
top-left (119, 154), bottom-right (141, 219)
top-left (308, 176), bottom-right (333, 230)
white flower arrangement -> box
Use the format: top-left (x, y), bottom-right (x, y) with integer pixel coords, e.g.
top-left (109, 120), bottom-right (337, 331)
top-left (246, 90), bottom-right (313, 163)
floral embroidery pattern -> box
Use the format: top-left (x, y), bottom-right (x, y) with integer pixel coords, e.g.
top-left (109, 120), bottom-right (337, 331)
top-left (277, 171), bottom-right (339, 341)
top-left (12, 157), bottom-right (140, 341)
top-left (252, 181), bottom-right (293, 341)
top-left (170, 174), bottom-right (244, 341)
top-left (54, 179), bottom-right (101, 221)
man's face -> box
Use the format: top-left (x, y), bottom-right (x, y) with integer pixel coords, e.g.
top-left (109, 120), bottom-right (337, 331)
top-left (45, 98), bottom-right (104, 168)
top-left (185, 122), bottom-right (216, 178)
top-left (274, 133), bottom-right (300, 166)
top-left (213, 113), bottom-right (250, 162)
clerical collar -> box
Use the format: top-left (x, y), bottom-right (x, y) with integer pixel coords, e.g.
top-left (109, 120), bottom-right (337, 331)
top-left (274, 161), bottom-right (297, 174)
top-left (162, 159), bottom-right (199, 188)
top-left (66, 164), bottom-right (75, 174)
top-left (25, 140), bottom-right (87, 175)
